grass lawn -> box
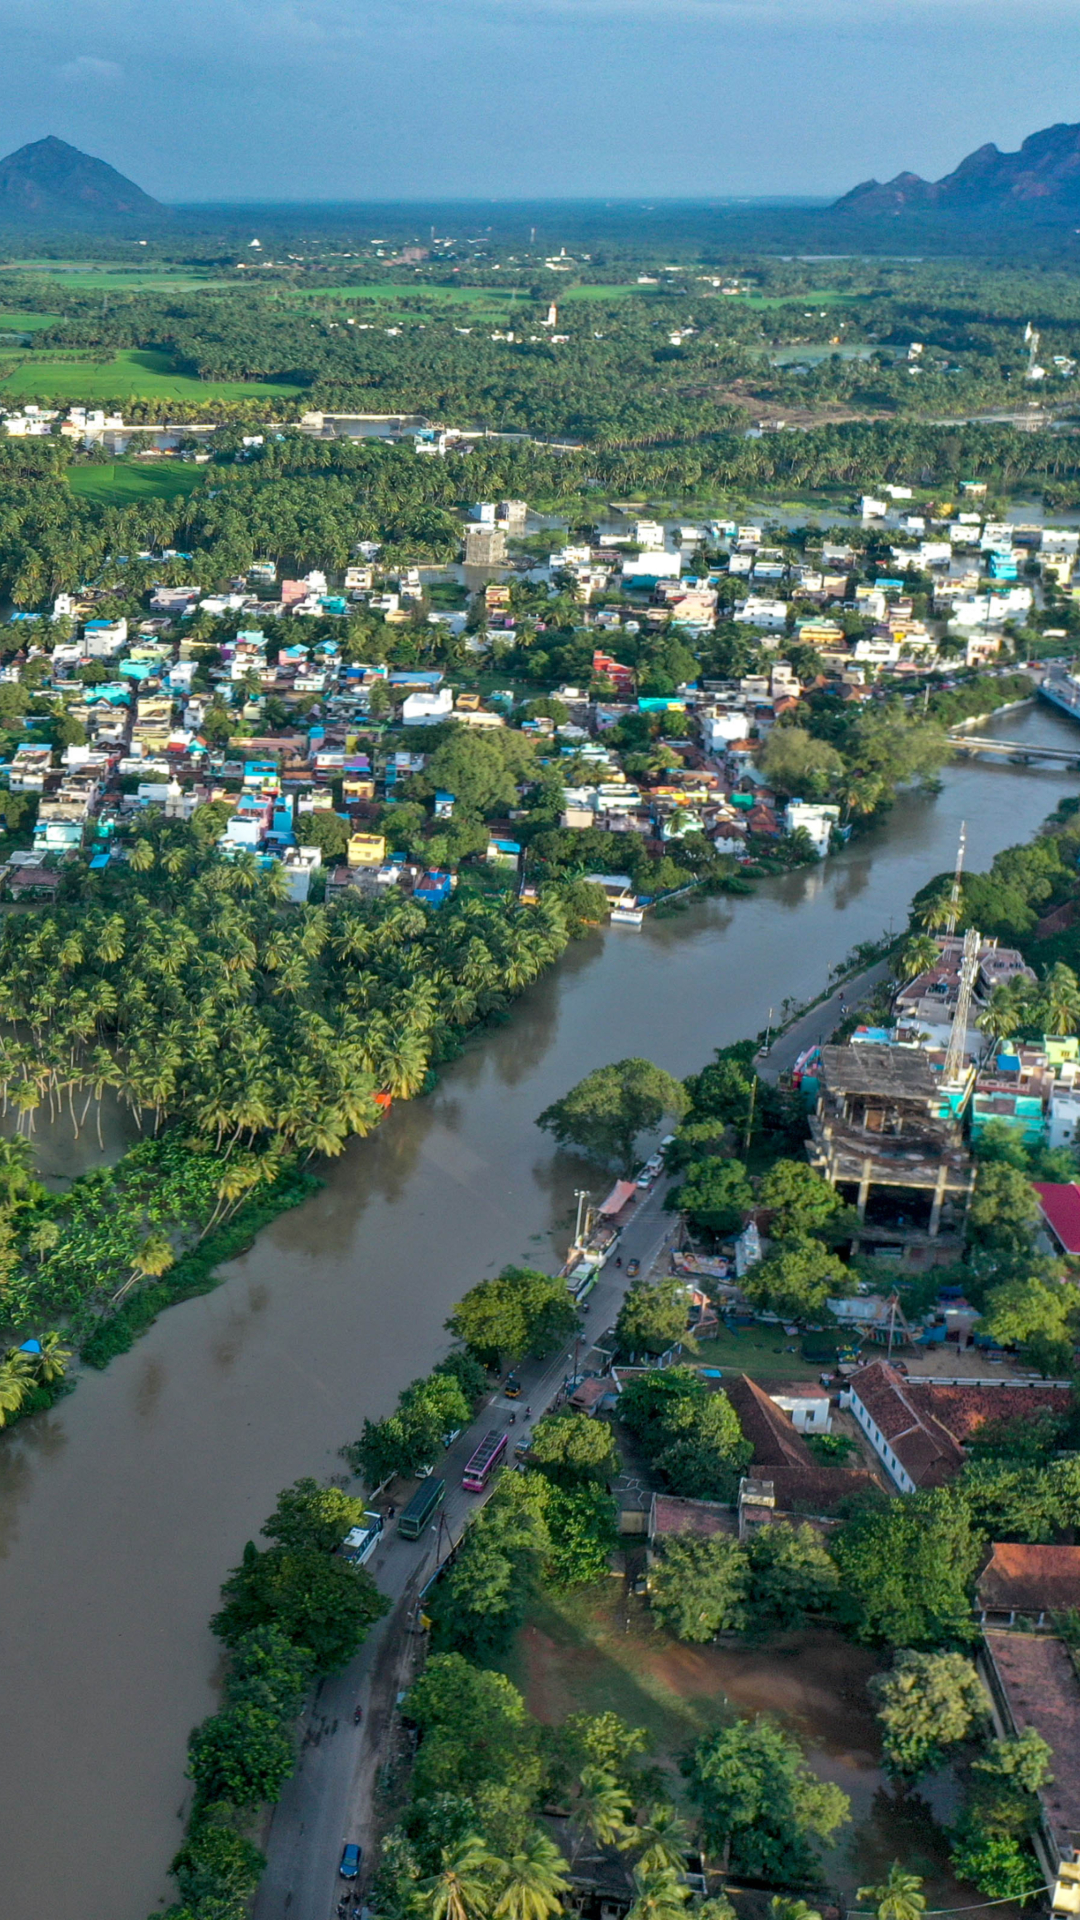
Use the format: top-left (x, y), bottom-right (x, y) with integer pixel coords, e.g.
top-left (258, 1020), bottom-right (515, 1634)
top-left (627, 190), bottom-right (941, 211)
top-left (67, 460), bottom-right (209, 505)
top-left (0, 312), bottom-right (62, 331)
top-left (692, 1324), bottom-right (822, 1380)
top-left (0, 347), bottom-right (304, 404)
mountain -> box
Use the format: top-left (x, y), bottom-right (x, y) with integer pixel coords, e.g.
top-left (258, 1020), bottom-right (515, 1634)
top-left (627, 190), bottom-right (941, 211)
top-left (0, 136), bottom-right (165, 226)
top-left (833, 122), bottom-right (1080, 222)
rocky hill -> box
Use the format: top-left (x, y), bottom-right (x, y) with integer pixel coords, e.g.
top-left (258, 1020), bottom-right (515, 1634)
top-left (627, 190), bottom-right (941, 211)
top-left (0, 136), bottom-right (165, 226)
top-left (834, 122), bottom-right (1080, 221)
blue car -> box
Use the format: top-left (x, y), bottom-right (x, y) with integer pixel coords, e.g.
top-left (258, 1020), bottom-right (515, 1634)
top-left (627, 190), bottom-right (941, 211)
top-left (340, 1843), bottom-right (362, 1880)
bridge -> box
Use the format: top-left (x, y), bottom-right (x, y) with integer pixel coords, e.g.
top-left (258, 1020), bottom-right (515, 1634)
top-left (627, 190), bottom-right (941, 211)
top-left (948, 733), bottom-right (1080, 766)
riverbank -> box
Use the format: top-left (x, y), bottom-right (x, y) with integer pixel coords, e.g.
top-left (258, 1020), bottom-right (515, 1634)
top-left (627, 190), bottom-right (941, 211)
top-left (2, 699), bottom-right (1078, 1920)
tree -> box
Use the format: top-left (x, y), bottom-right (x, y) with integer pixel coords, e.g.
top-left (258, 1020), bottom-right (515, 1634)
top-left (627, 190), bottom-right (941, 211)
top-left (446, 1267), bottom-right (579, 1369)
top-left (980, 1274), bottom-right (1078, 1356)
top-left (682, 1717), bottom-right (850, 1883)
top-left (573, 1765), bottom-right (634, 1856)
top-left (896, 936), bottom-right (940, 984)
top-left (417, 1834), bottom-right (502, 1920)
top-left (760, 726), bottom-right (843, 800)
top-left (948, 1817), bottom-right (1043, 1900)
top-left (758, 1160), bottom-right (849, 1240)
top-left (186, 1701), bottom-right (296, 1808)
top-left (616, 1277), bottom-right (694, 1357)
top-left (559, 1711), bottom-right (650, 1795)
top-left (170, 1818), bottom-right (266, 1911)
top-left (405, 1654), bottom-right (541, 1802)
top-left (649, 1535), bottom-right (749, 1642)
top-left (676, 1158), bottom-right (754, 1235)
top-left (634, 1803), bottom-right (691, 1875)
top-left (299, 810), bottom-right (351, 862)
top-left (537, 1059), bottom-right (689, 1173)
top-left (619, 1368), bottom-right (752, 1501)
top-left (869, 1651), bottom-right (990, 1777)
top-left (856, 1865), bottom-right (927, 1920)
top-left (625, 1866), bottom-right (690, 1920)
top-left (529, 1410), bottom-right (619, 1486)
top-left (1039, 961), bottom-right (1080, 1038)
top-left (212, 1539), bottom-right (389, 1672)
top-left (742, 1236), bottom-right (852, 1320)
top-left (972, 1730), bottom-right (1053, 1796)
top-left (968, 1162), bottom-right (1043, 1257)
top-left (417, 729), bottom-right (537, 819)
top-left (832, 1488), bottom-right (982, 1649)
top-left (744, 1521), bottom-right (838, 1633)
top-left (493, 1830), bottom-right (570, 1920)
top-left (261, 1477), bottom-right (370, 1553)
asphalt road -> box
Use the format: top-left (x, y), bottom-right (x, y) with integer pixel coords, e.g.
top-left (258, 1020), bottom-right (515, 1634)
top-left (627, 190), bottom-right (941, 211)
top-left (755, 957), bottom-right (895, 1084)
top-left (252, 1175), bottom-right (678, 1920)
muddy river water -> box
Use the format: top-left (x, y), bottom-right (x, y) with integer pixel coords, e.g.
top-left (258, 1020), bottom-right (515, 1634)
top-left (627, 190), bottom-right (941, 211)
top-left (2, 699), bottom-right (1079, 1919)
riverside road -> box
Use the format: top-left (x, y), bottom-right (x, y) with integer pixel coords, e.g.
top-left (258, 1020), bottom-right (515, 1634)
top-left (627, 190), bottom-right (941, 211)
top-left (252, 1175), bottom-right (678, 1920)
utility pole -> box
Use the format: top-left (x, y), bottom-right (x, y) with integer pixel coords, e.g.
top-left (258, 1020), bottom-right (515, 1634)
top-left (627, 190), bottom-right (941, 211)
top-left (573, 1188), bottom-right (591, 1251)
top-left (743, 1075), bottom-right (757, 1153)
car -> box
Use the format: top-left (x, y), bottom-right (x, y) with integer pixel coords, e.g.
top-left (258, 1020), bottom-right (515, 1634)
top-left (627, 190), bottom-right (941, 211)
top-left (626, 1258), bottom-right (640, 1278)
top-left (504, 1372), bottom-right (522, 1398)
top-left (636, 1169), bottom-right (653, 1189)
top-left (645, 1153), bottom-right (663, 1175)
top-left (340, 1842), bottom-right (363, 1880)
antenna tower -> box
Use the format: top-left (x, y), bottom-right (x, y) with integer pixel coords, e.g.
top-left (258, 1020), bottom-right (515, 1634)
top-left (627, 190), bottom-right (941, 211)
top-left (946, 821), bottom-right (967, 936)
top-left (943, 925), bottom-right (980, 1090)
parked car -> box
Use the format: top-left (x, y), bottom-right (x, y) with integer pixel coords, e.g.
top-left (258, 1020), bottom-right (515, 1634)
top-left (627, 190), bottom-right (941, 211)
top-left (340, 1843), bottom-right (362, 1880)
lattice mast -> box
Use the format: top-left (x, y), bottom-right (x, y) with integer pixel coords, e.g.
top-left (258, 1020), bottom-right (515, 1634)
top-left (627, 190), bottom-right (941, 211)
top-left (946, 820), bottom-right (967, 937)
top-left (943, 926), bottom-right (981, 1089)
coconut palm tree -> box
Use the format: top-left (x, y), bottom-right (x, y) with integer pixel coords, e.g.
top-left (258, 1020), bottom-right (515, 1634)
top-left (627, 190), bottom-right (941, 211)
top-left (857, 1865), bottom-right (926, 1920)
top-left (1040, 961), bottom-right (1080, 1038)
top-left (33, 1330), bottom-right (71, 1385)
top-left (768, 1900), bottom-right (823, 1920)
top-left (916, 887), bottom-right (959, 933)
top-left (112, 1231), bottom-right (175, 1305)
top-left (417, 1835), bottom-right (501, 1920)
top-left (976, 976), bottom-right (1036, 1042)
top-left (634, 1804), bottom-right (690, 1877)
top-left (625, 1867), bottom-right (690, 1920)
top-left (572, 1767), bottom-right (634, 1860)
top-left (492, 1830), bottom-right (570, 1920)
top-left (0, 1349), bottom-right (35, 1426)
top-left (896, 935), bottom-right (940, 983)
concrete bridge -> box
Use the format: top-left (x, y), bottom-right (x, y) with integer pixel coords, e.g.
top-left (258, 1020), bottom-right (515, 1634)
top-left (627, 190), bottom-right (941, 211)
top-left (948, 733), bottom-right (1080, 766)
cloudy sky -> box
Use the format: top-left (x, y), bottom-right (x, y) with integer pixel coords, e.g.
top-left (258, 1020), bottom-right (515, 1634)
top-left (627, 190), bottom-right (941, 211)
top-left (7, 0), bottom-right (1080, 202)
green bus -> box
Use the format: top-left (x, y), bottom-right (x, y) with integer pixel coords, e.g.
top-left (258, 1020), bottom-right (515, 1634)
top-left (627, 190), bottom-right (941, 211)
top-left (398, 1476), bottom-right (446, 1540)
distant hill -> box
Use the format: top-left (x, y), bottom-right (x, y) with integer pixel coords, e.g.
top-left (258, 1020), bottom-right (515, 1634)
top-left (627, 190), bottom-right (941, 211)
top-left (833, 122), bottom-right (1080, 222)
top-left (0, 136), bottom-right (166, 226)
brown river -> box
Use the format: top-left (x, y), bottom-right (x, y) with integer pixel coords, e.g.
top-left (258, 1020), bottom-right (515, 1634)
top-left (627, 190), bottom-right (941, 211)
top-left (1, 699), bottom-right (1078, 1919)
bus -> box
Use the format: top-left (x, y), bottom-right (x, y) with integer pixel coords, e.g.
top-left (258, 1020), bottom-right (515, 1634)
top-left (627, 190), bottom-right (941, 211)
top-left (462, 1429), bottom-right (507, 1493)
top-left (398, 1476), bottom-right (445, 1540)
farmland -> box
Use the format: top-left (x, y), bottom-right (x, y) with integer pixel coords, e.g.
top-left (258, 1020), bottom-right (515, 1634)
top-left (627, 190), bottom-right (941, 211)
top-left (0, 346), bottom-right (304, 404)
top-left (66, 459), bottom-right (208, 505)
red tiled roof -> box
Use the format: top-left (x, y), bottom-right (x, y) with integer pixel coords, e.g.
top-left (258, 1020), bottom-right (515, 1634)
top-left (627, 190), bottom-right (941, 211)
top-left (979, 1544), bottom-right (1080, 1614)
top-left (1033, 1181), bottom-right (1080, 1256)
top-left (724, 1373), bottom-right (814, 1471)
top-left (984, 1631), bottom-right (1080, 1862)
top-left (651, 1495), bottom-right (737, 1540)
top-left (907, 1381), bottom-right (1073, 1442)
top-left (849, 1360), bottom-right (966, 1487)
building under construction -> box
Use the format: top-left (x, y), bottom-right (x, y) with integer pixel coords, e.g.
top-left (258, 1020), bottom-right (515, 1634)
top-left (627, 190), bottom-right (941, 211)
top-left (807, 1043), bottom-right (977, 1248)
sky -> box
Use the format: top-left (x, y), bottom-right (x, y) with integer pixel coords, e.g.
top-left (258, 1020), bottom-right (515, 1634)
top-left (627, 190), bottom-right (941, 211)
top-left (6, 0), bottom-right (1080, 203)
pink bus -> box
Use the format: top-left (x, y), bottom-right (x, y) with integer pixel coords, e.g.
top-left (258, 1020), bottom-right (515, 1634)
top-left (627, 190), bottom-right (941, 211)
top-left (462, 1429), bottom-right (508, 1493)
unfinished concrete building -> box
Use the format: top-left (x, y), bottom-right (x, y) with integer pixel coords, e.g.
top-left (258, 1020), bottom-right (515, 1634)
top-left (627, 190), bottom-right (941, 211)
top-left (807, 1043), bottom-right (976, 1248)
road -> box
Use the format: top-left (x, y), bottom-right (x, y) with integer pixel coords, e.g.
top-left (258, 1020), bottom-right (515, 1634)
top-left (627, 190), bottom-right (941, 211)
top-left (756, 957), bottom-right (895, 1083)
top-left (252, 1175), bottom-right (678, 1920)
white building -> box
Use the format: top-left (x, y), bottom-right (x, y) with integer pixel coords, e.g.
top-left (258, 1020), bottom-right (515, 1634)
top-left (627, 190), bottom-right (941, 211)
top-left (733, 597), bottom-right (788, 634)
top-left (401, 688), bottom-right (454, 726)
top-left (784, 800), bottom-right (840, 858)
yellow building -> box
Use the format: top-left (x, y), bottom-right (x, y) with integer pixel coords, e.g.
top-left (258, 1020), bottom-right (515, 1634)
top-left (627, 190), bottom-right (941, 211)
top-left (347, 833), bottom-right (386, 869)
